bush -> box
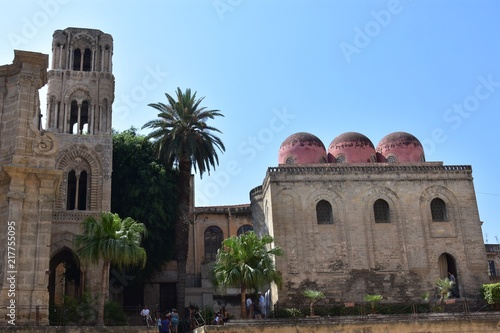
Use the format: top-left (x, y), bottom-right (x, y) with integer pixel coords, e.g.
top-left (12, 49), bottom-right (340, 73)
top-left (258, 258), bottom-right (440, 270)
top-left (482, 283), bottom-right (500, 308)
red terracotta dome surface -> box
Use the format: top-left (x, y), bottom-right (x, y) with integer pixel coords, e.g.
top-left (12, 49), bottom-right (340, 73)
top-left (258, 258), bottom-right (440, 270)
top-left (327, 132), bottom-right (376, 163)
top-left (278, 132), bottom-right (327, 164)
top-left (376, 132), bottom-right (425, 163)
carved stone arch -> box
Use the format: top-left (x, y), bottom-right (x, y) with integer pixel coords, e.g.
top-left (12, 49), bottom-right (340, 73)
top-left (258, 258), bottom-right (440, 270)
top-left (71, 32), bottom-right (96, 50)
top-left (50, 231), bottom-right (78, 258)
top-left (362, 186), bottom-right (407, 271)
top-left (362, 186), bottom-right (404, 224)
top-left (55, 145), bottom-right (103, 211)
top-left (420, 185), bottom-right (460, 238)
top-left (420, 185), bottom-right (460, 223)
top-left (305, 188), bottom-right (345, 225)
top-left (64, 85), bottom-right (94, 104)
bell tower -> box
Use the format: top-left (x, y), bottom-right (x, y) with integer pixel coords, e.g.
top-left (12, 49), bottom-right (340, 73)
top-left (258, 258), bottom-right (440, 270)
top-left (45, 27), bottom-right (115, 308)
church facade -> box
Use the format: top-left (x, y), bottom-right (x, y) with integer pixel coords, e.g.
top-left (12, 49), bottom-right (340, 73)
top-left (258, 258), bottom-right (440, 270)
top-left (250, 132), bottom-right (489, 308)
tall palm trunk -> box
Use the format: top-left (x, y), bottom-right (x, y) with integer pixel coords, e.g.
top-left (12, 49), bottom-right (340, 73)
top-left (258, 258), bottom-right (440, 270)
top-left (175, 158), bottom-right (191, 317)
top-left (97, 260), bottom-right (110, 326)
top-left (240, 287), bottom-right (247, 319)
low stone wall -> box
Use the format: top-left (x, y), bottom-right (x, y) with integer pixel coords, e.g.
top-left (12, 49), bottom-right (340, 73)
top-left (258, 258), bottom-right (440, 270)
top-left (1, 327), bottom-right (151, 333)
top-left (194, 313), bottom-right (500, 333)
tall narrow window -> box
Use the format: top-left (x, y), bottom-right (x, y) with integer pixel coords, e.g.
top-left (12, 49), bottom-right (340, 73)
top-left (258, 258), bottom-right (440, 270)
top-left (70, 101), bottom-right (78, 134)
top-left (488, 260), bottom-right (497, 277)
top-left (316, 200), bottom-right (333, 224)
top-left (431, 198), bottom-right (447, 222)
top-left (82, 48), bottom-right (92, 71)
top-left (204, 226), bottom-right (223, 261)
top-left (66, 170), bottom-right (76, 210)
top-left (80, 101), bottom-right (89, 134)
top-left (373, 199), bottom-right (390, 223)
top-left (73, 48), bottom-right (81, 70)
top-left (77, 171), bottom-right (87, 210)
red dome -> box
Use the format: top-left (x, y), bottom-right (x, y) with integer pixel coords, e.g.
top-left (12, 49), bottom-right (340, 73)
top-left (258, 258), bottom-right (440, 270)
top-left (376, 132), bottom-right (425, 163)
top-left (278, 132), bottom-right (327, 165)
top-left (328, 132), bottom-right (376, 163)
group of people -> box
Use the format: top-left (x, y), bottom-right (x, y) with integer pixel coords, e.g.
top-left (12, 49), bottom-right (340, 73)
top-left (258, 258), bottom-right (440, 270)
top-left (246, 291), bottom-right (266, 319)
top-left (140, 305), bottom-right (179, 333)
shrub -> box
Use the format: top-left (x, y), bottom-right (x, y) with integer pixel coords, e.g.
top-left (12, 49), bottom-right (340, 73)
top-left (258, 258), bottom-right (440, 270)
top-left (104, 301), bottom-right (128, 326)
top-left (482, 283), bottom-right (500, 308)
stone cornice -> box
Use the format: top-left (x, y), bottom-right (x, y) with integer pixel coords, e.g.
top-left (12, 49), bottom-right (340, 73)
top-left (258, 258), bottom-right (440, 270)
top-left (0, 50), bottom-right (48, 85)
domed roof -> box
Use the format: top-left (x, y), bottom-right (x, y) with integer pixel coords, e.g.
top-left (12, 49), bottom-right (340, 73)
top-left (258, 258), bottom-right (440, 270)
top-left (376, 132), bottom-right (425, 163)
top-left (327, 132), bottom-right (376, 163)
top-left (278, 132), bottom-right (327, 165)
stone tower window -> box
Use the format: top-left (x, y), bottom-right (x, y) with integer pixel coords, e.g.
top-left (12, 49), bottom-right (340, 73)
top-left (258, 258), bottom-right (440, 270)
top-left (70, 101), bottom-right (90, 134)
top-left (237, 224), bottom-right (253, 235)
top-left (431, 198), bottom-right (447, 222)
top-left (72, 48), bottom-right (81, 71)
top-left (373, 199), bottom-right (390, 223)
top-left (66, 170), bottom-right (88, 210)
top-left (83, 48), bottom-right (92, 71)
top-left (204, 226), bottom-right (223, 261)
top-left (316, 200), bottom-right (333, 224)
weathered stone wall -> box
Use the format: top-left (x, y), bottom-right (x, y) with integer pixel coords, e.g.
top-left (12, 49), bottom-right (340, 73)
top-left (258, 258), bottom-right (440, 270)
top-left (253, 164), bottom-right (488, 308)
top-left (195, 315), bottom-right (500, 333)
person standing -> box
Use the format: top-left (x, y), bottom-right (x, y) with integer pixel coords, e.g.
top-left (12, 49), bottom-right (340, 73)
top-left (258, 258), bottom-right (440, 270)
top-left (246, 296), bottom-right (253, 319)
top-left (160, 314), bottom-right (170, 333)
top-left (258, 292), bottom-right (266, 318)
top-left (170, 309), bottom-right (179, 333)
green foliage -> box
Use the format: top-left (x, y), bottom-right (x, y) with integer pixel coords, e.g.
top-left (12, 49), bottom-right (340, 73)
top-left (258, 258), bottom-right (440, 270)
top-left (276, 308), bottom-right (303, 318)
top-left (211, 231), bottom-right (284, 318)
top-left (52, 292), bottom-right (98, 326)
top-left (436, 278), bottom-right (453, 303)
top-left (104, 301), bottom-right (128, 326)
top-left (212, 231), bottom-right (284, 292)
top-left (74, 212), bottom-right (147, 269)
top-left (142, 88), bottom-right (225, 314)
top-left (303, 290), bottom-right (325, 316)
top-left (364, 294), bottom-right (383, 313)
top-left (482, 282), bottom-right (500, 305)
top-left (112, 127), bottom-right (178, 279)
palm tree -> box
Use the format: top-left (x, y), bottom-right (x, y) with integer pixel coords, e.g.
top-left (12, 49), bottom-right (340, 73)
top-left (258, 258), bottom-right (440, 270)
top-left (436, 277), bottom-right (454, 308)
top-left (211, 231), bottom-right (284, 319)
top-left (303, 290), bottom-right (325, 316)
top-left (74, 212), bottom-right (147, 326)
top-left (142, 87), bottom-right (225, 315)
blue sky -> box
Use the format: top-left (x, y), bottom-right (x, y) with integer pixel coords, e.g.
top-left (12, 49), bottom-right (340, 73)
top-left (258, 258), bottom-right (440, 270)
top-left (1, 0), bottom-right (499, 242)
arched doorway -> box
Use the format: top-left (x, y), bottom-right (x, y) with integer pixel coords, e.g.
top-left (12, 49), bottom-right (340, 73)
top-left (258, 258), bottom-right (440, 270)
top-left (438, 253), bottom-right (460, 297)
top-left (49, 247), bottom-right (82, 306)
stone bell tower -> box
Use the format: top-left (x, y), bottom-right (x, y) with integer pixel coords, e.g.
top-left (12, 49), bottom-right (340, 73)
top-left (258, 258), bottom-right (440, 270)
top-left (45, 27), bottom-right (115, 311)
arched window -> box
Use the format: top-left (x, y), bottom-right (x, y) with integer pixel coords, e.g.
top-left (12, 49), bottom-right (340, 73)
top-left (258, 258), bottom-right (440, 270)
top-left (204, 226), bottom-right (223, 261)
top-left (373, 199), bottom-right (390, 223)
top-left (316, 200), bottom-right (333, 224)
top-left (82, 48), bottom-right (92, 71)
top-left (73, 48), bottom-right (81, 70)
top-left (431, 198), bottom-right (447, 222)
top-left (237, 225), bottom-right (253, 236)
top-left (66, 169), bottom-right (88, 211)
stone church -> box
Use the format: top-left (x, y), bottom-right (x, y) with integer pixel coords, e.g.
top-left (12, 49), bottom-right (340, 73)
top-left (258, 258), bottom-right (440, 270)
top-left (0, 27), bottom-right (490, 325)
top-left (250, 131), bottom-right (489, 308)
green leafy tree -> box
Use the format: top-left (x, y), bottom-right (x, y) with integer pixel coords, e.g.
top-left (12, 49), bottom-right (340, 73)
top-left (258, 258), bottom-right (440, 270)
top-left (74, 212), bottom-right (147, 326)
top-left (303, 290), bottom-right (325, 316)
top-left (211, 231), bottom-right (284, 319)
top-left (111, 128), bottom-right (177, 279)
top-left (142, 87), bottom-right (225, 315)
